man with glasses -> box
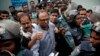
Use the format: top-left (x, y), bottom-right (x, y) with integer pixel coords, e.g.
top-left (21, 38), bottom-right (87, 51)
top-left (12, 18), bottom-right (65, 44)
top-left (31, 10), bottom-right (56, 56)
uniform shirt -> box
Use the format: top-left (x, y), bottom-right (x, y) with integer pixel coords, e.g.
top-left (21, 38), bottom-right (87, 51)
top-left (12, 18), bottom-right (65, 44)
top-left (59, 16), bottom-right (75, 49)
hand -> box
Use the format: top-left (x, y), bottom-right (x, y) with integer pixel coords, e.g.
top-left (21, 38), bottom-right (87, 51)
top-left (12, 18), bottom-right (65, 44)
top-left (35, 32), bottom-right (43, 40)
top-left (59, 27), bottom-right (67, 34)
top-left (28, 32), bottom-right (43, 48)
top-left (54, 27), bottom-right (59, 33)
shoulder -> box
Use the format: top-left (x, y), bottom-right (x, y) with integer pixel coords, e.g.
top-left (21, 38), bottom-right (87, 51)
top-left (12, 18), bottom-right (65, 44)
top-left (32, 23), bottom-right (38, 28)
top-left (80, 41), bottom-right (95, 51)
top-left (58, 16), bottom-right (63, 20)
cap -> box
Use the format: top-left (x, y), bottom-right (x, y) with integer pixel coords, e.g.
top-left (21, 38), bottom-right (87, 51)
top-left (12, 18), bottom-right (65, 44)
top-left (0, 20), bottom-right (20, 40)
top-left (92, 22), bottom-right (100, 33)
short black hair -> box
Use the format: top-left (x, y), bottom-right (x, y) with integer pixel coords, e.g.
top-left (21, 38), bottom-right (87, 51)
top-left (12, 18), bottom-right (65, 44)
top-left (77, 5), bottom-right (83, 10)
top-left (22, 4), bottom-right (28, 7)
top-left (9, 6), bottom-right (15, 9)
top-left (79, 8), bottom-right (86, 11)
top-left (0, 10), bottom-right (9, 15)
top-left (87, 9), bottom-right (93, 13)
top-left (50, 9), bottom-right (59, 15)
top-left (78, 8), bottom-right (86, 14)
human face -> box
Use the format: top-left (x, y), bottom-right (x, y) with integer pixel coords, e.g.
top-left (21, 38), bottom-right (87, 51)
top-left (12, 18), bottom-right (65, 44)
top-left (90, 31), bottom-right (100, 47)
top-left (45, 5), bottom-right (51, 12)
top-left (0, 40), bottom-right (16, 53)
top-left (28, 13), bottom-right (32, 19)
top-left (20, 16), bottom-right (32, 32)
top-left (1, 14), bottom-right (9, 19)
top-left (75, 15), bottom-right (82, 26)
top-left (30, 1), bottom-right (35, 7)
top-left (87, 12), bottom-right (92, 17)
top-left (50, 13), bottom-right (58, 23)
top-left (9, 7), bottom-right (15, 12)
top-left (22, 5), bottom-right (29, 12)
top-left (79, 10), bottom-right (87, 19)
top-left (38, 12), bottom-right (49, 29)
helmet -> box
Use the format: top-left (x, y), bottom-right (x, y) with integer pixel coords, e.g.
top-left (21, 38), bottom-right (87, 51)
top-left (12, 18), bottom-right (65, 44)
top-left (0, 26), bottom-right (15, 40)
top-left (0, 50), bottom-right (15, 56)
top-left (0, 20), bottom-right (20, 40)
top-left (92, 22), bottom-right (100, 33)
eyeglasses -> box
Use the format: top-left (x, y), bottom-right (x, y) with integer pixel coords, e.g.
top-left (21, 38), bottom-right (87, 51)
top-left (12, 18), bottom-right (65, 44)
top-left (39, 18), bottom-right (49, 21)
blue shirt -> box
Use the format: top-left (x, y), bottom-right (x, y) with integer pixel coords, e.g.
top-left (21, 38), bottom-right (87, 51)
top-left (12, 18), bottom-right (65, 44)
top-left (31, 23), bottom-right (56, 56)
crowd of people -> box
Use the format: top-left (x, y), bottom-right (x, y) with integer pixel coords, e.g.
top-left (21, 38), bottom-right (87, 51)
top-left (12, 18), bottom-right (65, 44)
top-left (0, 0), bottom-right (100, 56)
